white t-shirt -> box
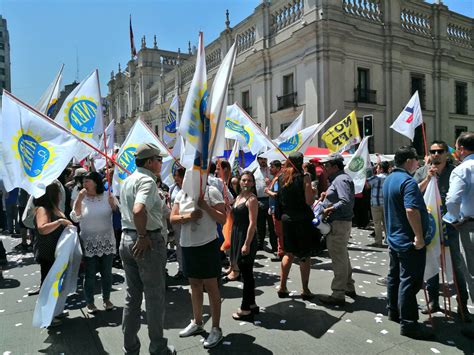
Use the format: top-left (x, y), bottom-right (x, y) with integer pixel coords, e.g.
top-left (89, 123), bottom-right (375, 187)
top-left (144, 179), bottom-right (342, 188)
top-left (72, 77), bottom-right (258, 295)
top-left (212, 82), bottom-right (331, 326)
top-left (175, 185), bottom-right (224, 247)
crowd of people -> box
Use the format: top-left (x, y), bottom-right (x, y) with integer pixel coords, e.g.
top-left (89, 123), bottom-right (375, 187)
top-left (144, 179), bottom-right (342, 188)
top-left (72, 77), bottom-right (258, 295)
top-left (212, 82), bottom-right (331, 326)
top-left (0, 131), bottom-right (473, 354)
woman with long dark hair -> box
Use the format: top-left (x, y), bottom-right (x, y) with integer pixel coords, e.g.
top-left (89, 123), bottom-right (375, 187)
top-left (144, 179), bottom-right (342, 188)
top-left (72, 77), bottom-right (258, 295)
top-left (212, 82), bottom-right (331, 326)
top-left (276, 152), bottom-right (317, 300)
top-left (34, 183), bottom-right (72, 287)
top-left (230, 171), bottom-right (259, 320)
top-left (71, 171), bottom-right (118, 314)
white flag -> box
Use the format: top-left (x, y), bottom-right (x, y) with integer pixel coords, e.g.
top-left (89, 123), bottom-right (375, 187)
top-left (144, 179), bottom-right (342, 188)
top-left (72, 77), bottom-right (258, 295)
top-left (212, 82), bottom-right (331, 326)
top-left (32, 226), bottom-right (82, 328)
top-left (390, 91), bottom-right (423, 141)
top-left (225, 104), bottom-right (271, 155)
top-left (261, 111), bottom-right (336, 161)
top-left (112, 119), bottom-right (168, 195)
top-left (164, 94), bottom-right (179, 146)
top-left (228, 139), bottom-right (242, 176)
top-left (423, 177), bottom-right (442, 281)
top-left (274, 110), bottom-right (304, 144)
top-left (207, 42), bottom-right (237, 159)
top-left (35, 64), bottom-right (64, 117)
top-left (0, 92), bottom-right (84, 198)
top-left (344, 136), bottom-right (371, 194)
top-left (55, 70), bottom-right (104, 159)
top-left (92, 119), bottom-right (115, 171)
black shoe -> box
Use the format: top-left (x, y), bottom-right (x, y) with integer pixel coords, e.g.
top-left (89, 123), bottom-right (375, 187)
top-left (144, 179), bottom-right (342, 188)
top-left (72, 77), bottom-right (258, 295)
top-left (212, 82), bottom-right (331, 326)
top-left (458, 306), bottom-right (472, 323)
top-left (318, 294), bottom-right (345, 306)
top-left (388, 311), bottom-right (400, 323)
top-left (232, 311), bottom-right (254, 322)
top-left (401, 327), bottom-right (435, 340)
top-left (345, 291), bottom-right (357, 299)
top-left (421, 301), bottom-right (441, 315)
top-left (461, 327), bottom-right (474, 339)
top-left (250, 305), bottom-right (260, 315)
top-left (301, 292), bottom-right (315, 301)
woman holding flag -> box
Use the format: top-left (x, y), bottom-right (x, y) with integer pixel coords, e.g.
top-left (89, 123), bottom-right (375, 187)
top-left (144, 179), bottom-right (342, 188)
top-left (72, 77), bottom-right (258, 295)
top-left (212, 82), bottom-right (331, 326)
top-left (170, 184), bottom-right (227, 349)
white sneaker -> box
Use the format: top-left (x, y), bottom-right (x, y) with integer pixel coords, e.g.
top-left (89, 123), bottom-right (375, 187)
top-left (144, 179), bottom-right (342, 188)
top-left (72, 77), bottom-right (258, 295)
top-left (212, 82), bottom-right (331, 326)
top-left (179, 320), bottom-right (204, 337)
top-left (203, 327), bottom-right (223, 349)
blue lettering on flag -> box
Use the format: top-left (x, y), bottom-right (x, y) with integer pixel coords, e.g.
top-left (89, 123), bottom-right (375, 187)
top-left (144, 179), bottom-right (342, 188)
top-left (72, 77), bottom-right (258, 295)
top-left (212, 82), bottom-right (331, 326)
top-left (279, 134), bottom-right (300, 152)
top-left (225, 120), bottom-right (251, 145)
top-left (118, 146), bottom-right (137, 180)
top-left (68, 99), bottom-right (97, 134)
top-left (17, 134), bottom-right (50, 178)
top-left (165, 119), bottom-right (177, 134)
top-left (425, 213), bottom-right (436, 245)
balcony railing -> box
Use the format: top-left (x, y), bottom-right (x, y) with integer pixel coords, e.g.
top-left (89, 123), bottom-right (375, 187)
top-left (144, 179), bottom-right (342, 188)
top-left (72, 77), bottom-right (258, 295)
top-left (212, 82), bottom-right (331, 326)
top-left (354, 88), bottom-right (377, 104)
top-left (277, 92), bottom-right (297, 110)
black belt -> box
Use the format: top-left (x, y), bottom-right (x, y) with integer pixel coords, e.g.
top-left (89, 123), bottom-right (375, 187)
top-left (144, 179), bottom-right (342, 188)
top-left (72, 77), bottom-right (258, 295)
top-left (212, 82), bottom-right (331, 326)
top-left (257, 197), bottom-right (269, 200)
top-left (123, 228), bottom-right (161, 233)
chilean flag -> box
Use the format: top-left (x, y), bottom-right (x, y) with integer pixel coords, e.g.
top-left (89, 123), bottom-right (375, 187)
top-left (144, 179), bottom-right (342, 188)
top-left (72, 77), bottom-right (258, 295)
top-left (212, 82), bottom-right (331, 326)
top-left (390, 91), bottom-right (423, 141)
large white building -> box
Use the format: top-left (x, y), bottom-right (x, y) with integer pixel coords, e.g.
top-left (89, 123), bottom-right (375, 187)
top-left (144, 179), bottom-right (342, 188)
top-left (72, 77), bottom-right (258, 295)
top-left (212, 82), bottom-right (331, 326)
top-left (0, 15), bottom-right (11, 96)
top-left (106, 0), bottom-right (474, 154)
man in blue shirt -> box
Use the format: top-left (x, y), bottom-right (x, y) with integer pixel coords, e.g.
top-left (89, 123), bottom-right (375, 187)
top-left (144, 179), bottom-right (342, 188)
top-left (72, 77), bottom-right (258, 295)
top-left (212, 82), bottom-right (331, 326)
top-left (383, 146), bottom-right (433, 340)
top-left (445, 132), bottom-right (474, 340)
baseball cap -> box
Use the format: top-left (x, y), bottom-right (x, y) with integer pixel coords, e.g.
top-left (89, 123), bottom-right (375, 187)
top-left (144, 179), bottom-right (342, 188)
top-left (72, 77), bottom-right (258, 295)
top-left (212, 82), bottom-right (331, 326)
top-left (73, 168), bottom-right (87, 178)
top-left (134, 143), bottom-right (168, 160)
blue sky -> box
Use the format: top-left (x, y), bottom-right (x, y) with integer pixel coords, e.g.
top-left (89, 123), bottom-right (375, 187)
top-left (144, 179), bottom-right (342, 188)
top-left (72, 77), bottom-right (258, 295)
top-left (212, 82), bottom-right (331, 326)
top-left (1, 0), bottom-right (472, 105)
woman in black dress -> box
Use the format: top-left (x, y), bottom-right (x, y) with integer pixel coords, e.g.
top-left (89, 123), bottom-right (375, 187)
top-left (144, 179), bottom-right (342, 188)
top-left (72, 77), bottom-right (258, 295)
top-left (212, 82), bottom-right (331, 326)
top-left (33, 183), bottom-right (73, 286)
top-left (276, 152), bottom-right (317, 300)
top-left (230, 171), bottom-right (259, 321)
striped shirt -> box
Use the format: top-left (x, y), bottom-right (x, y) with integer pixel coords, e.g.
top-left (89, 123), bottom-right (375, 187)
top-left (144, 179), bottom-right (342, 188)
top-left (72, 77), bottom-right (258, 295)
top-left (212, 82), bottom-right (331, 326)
top-left (367, 173), bottom-right (387, 207)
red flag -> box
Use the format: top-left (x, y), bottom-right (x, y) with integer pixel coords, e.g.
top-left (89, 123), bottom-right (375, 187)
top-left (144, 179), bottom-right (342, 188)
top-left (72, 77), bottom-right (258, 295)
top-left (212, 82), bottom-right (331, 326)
top-left (129, 15), bottom-right (137, 59)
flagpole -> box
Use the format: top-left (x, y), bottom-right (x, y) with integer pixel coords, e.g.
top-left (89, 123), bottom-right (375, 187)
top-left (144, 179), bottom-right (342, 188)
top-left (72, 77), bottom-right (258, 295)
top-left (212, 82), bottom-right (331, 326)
top-left (3, 90), bottom-right (132, 175)
top-left (95, 69), bottom-right (112, 190)
top-left (421, 122), bottom-right (428, 156)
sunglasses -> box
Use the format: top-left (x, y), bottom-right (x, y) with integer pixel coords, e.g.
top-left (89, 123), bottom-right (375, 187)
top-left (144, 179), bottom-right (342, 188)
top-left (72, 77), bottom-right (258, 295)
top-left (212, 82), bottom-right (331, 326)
top-left (429, 149), bottom-right (445, 155)
top-left (154, 156), bottom-right (163, 162)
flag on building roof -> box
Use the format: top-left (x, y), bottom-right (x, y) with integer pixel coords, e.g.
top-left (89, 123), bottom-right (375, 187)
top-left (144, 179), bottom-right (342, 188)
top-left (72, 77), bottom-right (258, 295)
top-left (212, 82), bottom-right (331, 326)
top-left (321, 110), bottom-right (361, 153)
top-left (345, 136), bottom-right (371, 194)
top-left (35, 64), bottom-right (64, 118)
top-left (390, 91), bottom-right (423, 141)
top-left (164, 94), bottom-right (179, 146)
top-left (130, 15), bottom-right (137, 59)
top-left (225, 104), bottom-right (270, 155)
top-left (0, 91), bottom-right (84, 198)
top-left (54, 70), bottom-right (104, 160)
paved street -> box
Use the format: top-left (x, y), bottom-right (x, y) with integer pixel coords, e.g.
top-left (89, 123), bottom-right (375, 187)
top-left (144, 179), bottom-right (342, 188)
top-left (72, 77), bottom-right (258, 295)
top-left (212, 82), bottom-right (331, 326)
top-left (0, 229), bottom-right (472, 354)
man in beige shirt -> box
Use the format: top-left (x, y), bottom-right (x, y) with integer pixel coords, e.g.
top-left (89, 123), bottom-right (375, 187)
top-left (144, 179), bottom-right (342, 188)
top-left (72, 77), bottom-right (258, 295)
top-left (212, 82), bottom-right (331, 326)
top-left (119, 143), bottom-right (176, 355)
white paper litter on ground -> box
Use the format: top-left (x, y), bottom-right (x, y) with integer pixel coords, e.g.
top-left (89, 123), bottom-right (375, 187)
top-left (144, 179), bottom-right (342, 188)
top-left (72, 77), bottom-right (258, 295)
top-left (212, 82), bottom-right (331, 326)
top-left (366, 339), bottom-right (373, 344)
top-left (380, 329), bottom-right (388, 334)
top-left (280, 320), bottom-right (287, 324)
top-left (430, 348), bottom-right (440, 354)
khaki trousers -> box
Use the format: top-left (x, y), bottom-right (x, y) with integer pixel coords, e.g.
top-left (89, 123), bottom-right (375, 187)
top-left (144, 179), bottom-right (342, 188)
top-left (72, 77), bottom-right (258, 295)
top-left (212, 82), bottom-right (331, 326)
top-left (371, 205), bottom-right (385, 244)
top-left (326, 220), bottom-right (355, 299)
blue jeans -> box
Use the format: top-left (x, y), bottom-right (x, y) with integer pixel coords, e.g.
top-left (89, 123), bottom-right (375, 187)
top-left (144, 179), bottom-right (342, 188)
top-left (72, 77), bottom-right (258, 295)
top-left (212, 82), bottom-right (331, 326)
top-left (83, 254), bottom-right (114, 304)
top-left (426, 223), bottom-right (469, 306)
top-left (119, 230), bottom-right (168, 355)
top-left (387, 245), bottom-right (426, 331)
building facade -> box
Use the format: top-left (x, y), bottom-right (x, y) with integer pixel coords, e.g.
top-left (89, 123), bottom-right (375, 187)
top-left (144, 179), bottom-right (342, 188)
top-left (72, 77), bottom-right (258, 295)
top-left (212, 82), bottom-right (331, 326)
top-left (0, 15), bottom-right (11, 96)
top-left (106, 0), bottom-right (474, 154)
